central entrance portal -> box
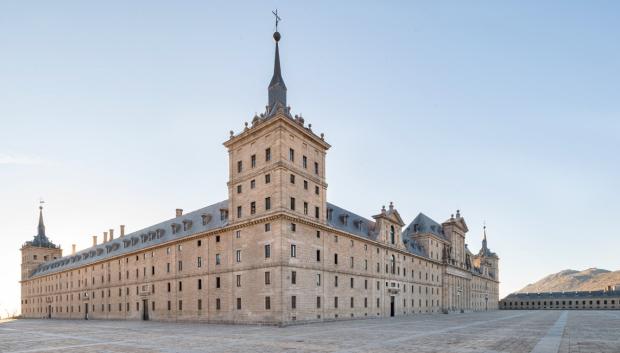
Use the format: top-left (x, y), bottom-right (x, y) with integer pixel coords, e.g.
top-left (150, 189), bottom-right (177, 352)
top-left (390, 296), bottom-right (395, 317)
top-left (142, 299), bottom-right (149, 321)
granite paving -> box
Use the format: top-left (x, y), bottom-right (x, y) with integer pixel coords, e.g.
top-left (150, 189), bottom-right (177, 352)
top-left (1, 310), bottom-right (619, 353)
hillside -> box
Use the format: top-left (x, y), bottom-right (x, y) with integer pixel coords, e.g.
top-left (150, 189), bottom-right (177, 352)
top-left (518, 268), bottom-right (620, 293)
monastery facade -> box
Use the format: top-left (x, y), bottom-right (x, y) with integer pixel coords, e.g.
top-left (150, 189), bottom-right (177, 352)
top-left (20, 28), bottom-right (499, 325)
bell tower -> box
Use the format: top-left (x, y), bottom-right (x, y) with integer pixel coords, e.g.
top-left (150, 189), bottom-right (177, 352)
top-left (20, 204), bottom-right (62, 280)
top-left (223, 24), bottom-right (330, 226)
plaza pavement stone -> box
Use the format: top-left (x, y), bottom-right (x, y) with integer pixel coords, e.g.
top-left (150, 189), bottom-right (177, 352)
top-left (1, 310), bottom-right (619, 353)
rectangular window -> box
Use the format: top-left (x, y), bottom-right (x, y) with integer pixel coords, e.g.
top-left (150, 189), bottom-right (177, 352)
top-left (178, 261), bottom-right (182, 271)
top-left (315, 185), bottom-right (319, 195)
top-left (265, 271), bottom-right (271, 285)
top-left (315, 206), bottom-right (320, 219)
top-left (350, 297), bottom-right (354, 308)
top-left (216, 298), bottom-right (221, 310)
top-left (198, 279), bottom-right (202, 290)
top-left (216, 277), bottom-right (221, 288)
top-left (289, 148), bottom-right (295, 162)
top-left (251, 154), bottom-right (256, 168)
top-left (166, 263), bottom-right (170, 273)
top-left (350, 257), bottom-right (354, 268)
top-left (250, 201), bottom-right (256, 215)
top-left (302, 155), bottom-right (307, 168)
top-left (292, 295), bottom-right (297, 309)
top-left (291, 271), bottom-right (297, 284)
top-left (264, 244), bottom-right (271, 258)
top-left (178, 300), bottom-right (183, 311)
top-left (335, 297), bottom-right (339, 308)
top-left (236, 274), bottom-right (241, 287)
top-left (236, 298), bottom-right (241, 310)
top-left (216, 254), bottom-right (221, 265)
top-left (265, 223), bottom-right (271, 232)
top-left (314, 162), bottom-right (319, 175)
top-left (317, 273), bottom-right (321, 286)
top-left (334, 253), bottom-right (338, 265)
top-left (179, 281), bottom-right (183, 292)
top-left (291, 223), bottom-right (296, 232)
top-left (350, 277), bottom-right (354, 288)
top-left (250, 179), bottom-right (256, 189)
top-left (265, 197), bottom-right (271, 210)
top-left (316, 249), bottom-right (321, 262)
top-left (236, 230), bottom-right (241, 238)
top-left (290, 244), bottom-right (297, 258)
top-left (304, 180), bottom-right (308, 190)
top-left (237, 185), bottom-right (242, 194)
top-left (290, 197), bottom-right (296, 210)
top-left (290, 174), bottom-right (295, 184)
top-left (265, 148), bottom-right (271, 162)
top-left (197, 257), bottom-right (202, 268)
top-left (237, 160), bottom-right (242, 173)
top-left (236, 250), bottom-right (241, 263)
top-left (265, 174), bottom-right (271, 184)
top-left (198, 299), bottom-right (202, 311)
top-left (317, 296), bottom-right (322, 308)
top-left (335, 275), bottom-right (339, 287)
top-left (265, 296), bottom-right (271, 310)
top-left (167, 282), bottom-right (171, 292)
top-left (304, 202), bottom-right (308, 215)
top-left (237, 206), bottom-right (242, 218)
top-left (167, 301), bottom-right (171, 311)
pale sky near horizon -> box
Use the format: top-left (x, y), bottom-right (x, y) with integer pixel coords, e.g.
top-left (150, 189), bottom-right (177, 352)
top-left (1, 1), bottom-right (619, 317)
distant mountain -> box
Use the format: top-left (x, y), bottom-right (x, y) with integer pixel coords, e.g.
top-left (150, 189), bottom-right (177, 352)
top-left (518, 268), bottom-right (620, 293)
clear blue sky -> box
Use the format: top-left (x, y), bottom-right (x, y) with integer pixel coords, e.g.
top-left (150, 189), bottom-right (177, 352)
top-left (1, 1), bottom-right (619, 317)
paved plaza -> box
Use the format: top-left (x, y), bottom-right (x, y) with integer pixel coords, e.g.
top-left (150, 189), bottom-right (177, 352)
top-left (1, 310), bottom-right (619, 353)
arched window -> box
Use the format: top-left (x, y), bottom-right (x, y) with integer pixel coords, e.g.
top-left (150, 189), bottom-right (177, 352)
top-left (391, 255), bottom-right (395, 274)
top-left (390, 225), bottom-right (395, 244)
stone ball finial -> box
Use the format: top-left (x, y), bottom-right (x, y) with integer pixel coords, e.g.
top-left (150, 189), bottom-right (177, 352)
top-left (229, 130), bottom-right (234, 138)
top-left (320, 133), bottom-right (324, 140)
top-left (389, 201), bottom-right (394, 209)
top-left (273, 31), bottom-right (281, 42)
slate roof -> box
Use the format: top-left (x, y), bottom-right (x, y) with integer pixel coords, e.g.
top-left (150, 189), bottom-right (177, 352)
top-left (31, 201), bottom-right (440, 279)
top-left (30, 200), bottom-right (229, 278)
top-left (326, 203), bottom-right (426, 257)
top-left (505, 290), bottom-right (620, 300)
top-left (402, 213), bottom-right (448, 241)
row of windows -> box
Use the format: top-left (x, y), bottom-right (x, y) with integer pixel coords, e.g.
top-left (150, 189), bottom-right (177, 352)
top-left (237, 148), bottom-right (320, 175)
top-left (505, 299), bottom-right (618, 306)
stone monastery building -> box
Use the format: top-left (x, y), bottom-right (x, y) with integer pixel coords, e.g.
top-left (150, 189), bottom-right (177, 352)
top-left (20, 27), bottom-right (500, 325)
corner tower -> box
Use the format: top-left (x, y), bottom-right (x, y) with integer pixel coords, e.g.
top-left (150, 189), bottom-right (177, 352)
top-left (224, 28), bottom-right (330, 226)
top-left (20, 204), bottom-right (62, 281)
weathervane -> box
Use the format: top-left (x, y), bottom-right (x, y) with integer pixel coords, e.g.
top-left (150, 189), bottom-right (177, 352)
top-left (272, 9), bottom-right (281, 32)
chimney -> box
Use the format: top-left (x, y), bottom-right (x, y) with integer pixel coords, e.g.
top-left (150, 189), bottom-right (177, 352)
top-left (92, 236), bottom-right (97, 246)
top-left (176, 208), bottom-right (183, 217)
top-left (120, 225), bottom-right (125, 237)
top-left (103, 231), bottom-right (108, 243)
top-left (72, 244), bottom-right (76, 255)
top-left (109, 228), bottom-right (114, 241)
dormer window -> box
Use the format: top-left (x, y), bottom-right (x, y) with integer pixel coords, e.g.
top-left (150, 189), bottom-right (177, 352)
top-left (171, 223), bottom-right (181, 234)
top-left (182, 220), bottom-right (193, 231)
top-left (340, 214), bottom-right (349, 226)
top-left (156, 228), bottom-right (165, 239)
top-left (201, 214), bottom-right (212, 226)
top-left (220, 209), bottom-right (229, 221)
top-left (354, 220), bottom-right (363, 230)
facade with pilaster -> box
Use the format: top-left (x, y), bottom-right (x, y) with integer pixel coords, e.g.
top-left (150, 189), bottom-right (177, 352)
top-left (20, 28), bottom-right (499, 325)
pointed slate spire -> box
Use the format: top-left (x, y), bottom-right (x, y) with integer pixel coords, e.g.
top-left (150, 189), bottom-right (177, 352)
top-left (37, 205), bottom-right (46, 237)
top-left (268, 31), bottom-right (287, 113)
top-left (482, 224), bottom-right (488, 251)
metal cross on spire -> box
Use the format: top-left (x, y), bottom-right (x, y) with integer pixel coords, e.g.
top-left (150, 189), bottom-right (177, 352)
top-left (39, 198), bottom-right (45, 210)
top-left (272, 9), bottom-right (281, 31)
